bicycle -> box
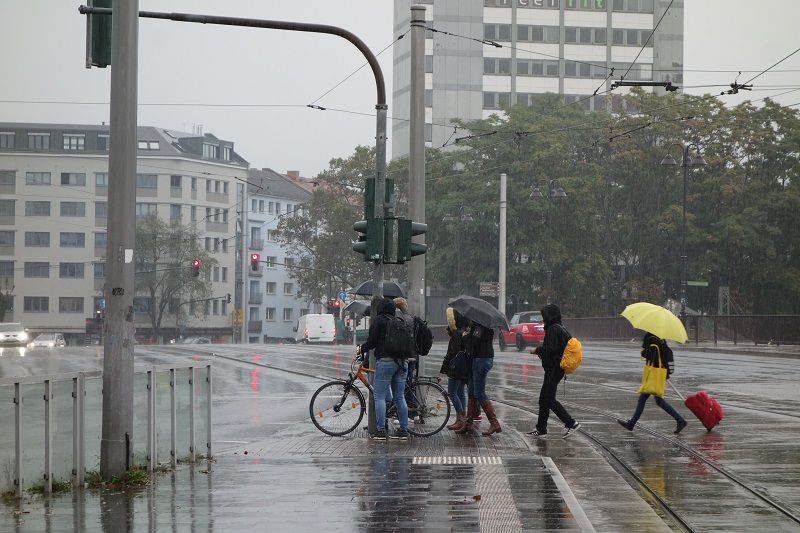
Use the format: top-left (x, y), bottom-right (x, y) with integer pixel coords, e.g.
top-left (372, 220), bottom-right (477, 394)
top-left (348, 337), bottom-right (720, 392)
top-left (309, 352), bottom-right (451, 437)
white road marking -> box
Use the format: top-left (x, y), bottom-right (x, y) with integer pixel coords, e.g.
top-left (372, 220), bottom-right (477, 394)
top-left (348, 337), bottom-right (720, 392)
top-left (542, 456), bottom-right (597, 533)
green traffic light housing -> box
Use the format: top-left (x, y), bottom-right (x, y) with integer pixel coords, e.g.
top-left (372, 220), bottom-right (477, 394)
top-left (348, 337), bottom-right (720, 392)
top-left (352, 219), bottom-right (384, 262)
top-left (396, 219), bottom-right (427, 263)
top-left (85, 0), bottom-right (112, 68)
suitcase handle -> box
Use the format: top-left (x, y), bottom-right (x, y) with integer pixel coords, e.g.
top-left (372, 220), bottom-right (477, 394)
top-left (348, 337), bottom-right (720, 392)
top-left (667, 380), bottom-right (686, 401)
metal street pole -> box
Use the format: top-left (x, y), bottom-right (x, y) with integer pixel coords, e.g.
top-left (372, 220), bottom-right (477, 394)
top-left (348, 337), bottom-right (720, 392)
top-left (408, 4), bottom-right (426, 320)
top-left (680, 145), bottom-right (688, 325)
top-left (101, 0), bottom-right (138, 477)
top-left (499, 173), bottom-right (507, 316)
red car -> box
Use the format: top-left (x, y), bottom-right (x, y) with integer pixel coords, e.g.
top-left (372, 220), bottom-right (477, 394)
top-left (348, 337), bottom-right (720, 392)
top-left (498, 311), bottom-right (545, 351)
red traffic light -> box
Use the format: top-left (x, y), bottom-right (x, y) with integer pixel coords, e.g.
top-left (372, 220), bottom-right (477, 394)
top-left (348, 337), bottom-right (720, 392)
top-left (191, 259), bottom-right (201, 277)
top-left (250, 253), bottom-right (260, 271)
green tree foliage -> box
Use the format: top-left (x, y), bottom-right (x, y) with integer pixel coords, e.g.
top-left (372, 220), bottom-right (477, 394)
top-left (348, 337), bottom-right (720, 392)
top-left (135, 216), bottom-right (216, 340)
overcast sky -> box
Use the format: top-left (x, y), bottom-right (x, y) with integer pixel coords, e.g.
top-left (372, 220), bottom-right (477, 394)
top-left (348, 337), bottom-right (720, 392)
top-left (1, 1), bottom-right (799, 177)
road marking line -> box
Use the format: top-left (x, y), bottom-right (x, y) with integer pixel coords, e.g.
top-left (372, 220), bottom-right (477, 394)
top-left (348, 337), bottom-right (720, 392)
top-left (542, 456), bottom-right (597, 533)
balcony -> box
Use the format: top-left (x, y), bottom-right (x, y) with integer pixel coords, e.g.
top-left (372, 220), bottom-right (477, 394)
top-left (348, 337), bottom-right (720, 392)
top-left (248, 293), bottom-right (263, 305)
top-left (247, 321), bottom-right (263, 334)
top-left (249, 238), bottom-right (264, 250)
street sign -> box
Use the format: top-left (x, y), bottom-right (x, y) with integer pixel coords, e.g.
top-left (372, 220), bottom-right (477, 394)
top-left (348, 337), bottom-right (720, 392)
top-left (337, 290), bottom-right (347, 302)
top-left (479, 281), bottom-right (500, 297)
top-left (232, 309), bottom-right (244, 327)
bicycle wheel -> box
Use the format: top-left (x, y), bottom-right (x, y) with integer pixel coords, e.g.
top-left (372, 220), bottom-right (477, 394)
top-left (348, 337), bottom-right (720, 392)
top-left (406, 380), bottom-right (450, 437)
top-left (309, 380), bottom-right (366, 436)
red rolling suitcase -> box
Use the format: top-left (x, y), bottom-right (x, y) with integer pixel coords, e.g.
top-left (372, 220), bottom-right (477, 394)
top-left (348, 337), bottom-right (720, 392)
top-left (668, 382), bottom-right (723, 431)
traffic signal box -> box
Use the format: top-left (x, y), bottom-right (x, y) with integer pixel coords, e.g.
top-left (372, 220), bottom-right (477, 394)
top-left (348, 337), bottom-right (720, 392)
top-left (191, 259), bottom-right (201, 278)
top-left (352, 217), bottom-right (427, 264)
top-left (86, 0), bottom-right (112, 68)
top-left (250, 253), bottom-right (260, 272)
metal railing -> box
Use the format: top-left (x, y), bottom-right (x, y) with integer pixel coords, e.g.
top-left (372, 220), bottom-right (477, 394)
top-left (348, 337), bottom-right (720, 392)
top-left (0, 362), bottom-right (212, 497)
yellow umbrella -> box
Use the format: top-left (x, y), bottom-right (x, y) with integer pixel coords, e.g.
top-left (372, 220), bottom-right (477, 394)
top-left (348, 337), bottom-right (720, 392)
top-left (620, 302), bottom-right (688, 344)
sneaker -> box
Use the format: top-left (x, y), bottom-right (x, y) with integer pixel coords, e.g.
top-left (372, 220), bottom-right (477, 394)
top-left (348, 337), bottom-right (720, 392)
top-left (390, 430), bottom-right (410, 441)
top-left (370, 431), bottom-right (387, 441)
top-left (563, 423), bottom-right (581, 439)
top-left (617, 419), bottom-right (634, 431)
top-left (525, 429), bottom-right (547, 438)
top-left (674, 419), bottom-right (687, 434)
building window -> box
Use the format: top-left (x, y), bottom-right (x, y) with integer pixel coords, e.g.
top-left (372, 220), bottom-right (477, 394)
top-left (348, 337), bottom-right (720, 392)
top-left (94, 262), bottom-right (106, 279)
top-left (98, 134), bottom-right (109, 151)
top-left (203, 143), bottom-right (218, 158)
top-left (26, 172), bottom-right (51, 185)
top-left (265, 282), bottom-right (276, 295)
top-left (284, 257), bottom-right (295, 268)
top-left (60, 201), bottom-right (86, 217)
top-left (95, 232), bottom-right (107, 248)
top-left (0, 200), bottom-right (14, 216)
top-left (0, 133), bottom-right (14, 148)
top-left (283, 283), bottom-right (294, 295)
top-left (63, 134), bottom-right (85, 151)
top-left (222, 239), bottom-right (228, 253)
top-left (59, 297), bottom-right (84, 313)
top-left (0, 261), bottom-right (13, 279)
top-left (135, 203), bottom-right (157, 218)
top-left (95, 202), bottom-right (108, 218)
top-left (212, 300), bottom-right (219, 315)
top-left (170, 204), bottom-right (182, 221)
top-left (283, 308), bottom-right (293, 322)
top-left (95, 172), bottom-right (108, 186)
top-left (265, 308), bottom-right (276, 321)
top-left (191, 177), bottom-right (197, 191)
top-left (0, 231), bottom-right (15, 246)
top-left (221, 267), bottom-right (228, 282)
top-left (24, 232), bottom-right (49, 247)
top-left (28, 133), bottom-right (50, 150)
top-left (24, 262), bottom-right (50, 278)
top-left (24, 297), bottom-right (49, 313)
top-left (60, 263), bottom-right (85, 279)
top-left (136, 174), bottom-right (158, 188)
top-left (190, 206), bottom-right (197, 222)
top-left (60, 232), bottom-right (85, 248)
top-left (170, 175), bottom-right (182, 188)
top-left (265, 256), bottom-right (276, 268)
top-left (213, 266), bottom-right (220, 282)
top-left (0, 170), bottom-right (14, 186)
top-left (300, 308), bottom-right (309, 317)
top-left (61, 172), bottom-right (86, 186)
top-left (223, 146), bottom-right (231, 160)
top-left (134, 297), bottom-right (152, 313)
top-left (424, 55), bottom-right (433, 73)
top-left (137, 140), bottom-right (159, 150)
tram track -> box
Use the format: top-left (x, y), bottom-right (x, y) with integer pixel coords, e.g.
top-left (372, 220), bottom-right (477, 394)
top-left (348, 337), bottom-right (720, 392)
top-left (171, 345), bottom-right (800, 531)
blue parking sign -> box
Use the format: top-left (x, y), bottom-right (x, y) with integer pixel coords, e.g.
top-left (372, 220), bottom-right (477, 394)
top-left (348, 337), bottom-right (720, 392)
top-left (337, 291), bottom-right (347, 302)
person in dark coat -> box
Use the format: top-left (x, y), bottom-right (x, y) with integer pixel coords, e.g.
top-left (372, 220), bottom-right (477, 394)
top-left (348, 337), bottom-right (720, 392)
top-left (359, 297), bottom-right (409, 441)
top-left (527, 303), bottom-right (581, 438)
top-left (455, 320), bottom-right (502, 436)
top-left (618, 332), bottom-right (687, 434)
top-left (441, 307), bottom-right (469, 430)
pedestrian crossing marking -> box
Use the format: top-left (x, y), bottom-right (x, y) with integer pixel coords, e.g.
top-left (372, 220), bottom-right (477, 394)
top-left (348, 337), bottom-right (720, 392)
top-left (412, 456), bottom-right (502, 465)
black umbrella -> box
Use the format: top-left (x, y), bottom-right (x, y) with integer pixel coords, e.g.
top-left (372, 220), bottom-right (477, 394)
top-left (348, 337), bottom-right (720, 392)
top-left (344, 300), bottom-right (371, 318)
top-left (448, 295), bottom-right (510, 331)
top-left (350, 280), bottom-right (406, 298)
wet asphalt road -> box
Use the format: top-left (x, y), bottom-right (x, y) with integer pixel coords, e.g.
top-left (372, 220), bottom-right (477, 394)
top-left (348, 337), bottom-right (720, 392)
top-left (1, 341), bottom-right (799, 532)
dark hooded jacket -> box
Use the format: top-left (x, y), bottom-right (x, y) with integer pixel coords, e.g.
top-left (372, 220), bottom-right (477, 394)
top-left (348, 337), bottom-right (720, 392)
top-left (441, 310), bottom-right (468, 375)
top-left (534, 304), bottom-right (571, 370)
top-left (360, 298), bottom-right (396, 360)
top-left (641, 332), bottom-right (675, 377)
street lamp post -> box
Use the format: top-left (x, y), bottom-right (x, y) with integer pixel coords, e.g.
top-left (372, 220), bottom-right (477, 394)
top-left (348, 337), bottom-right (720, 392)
top-left (660, 143), bottom-right (706, 324)
top-left (443, 206), bottom-right (474, 293)
top-left (530, 179), bottom-right (567, 304)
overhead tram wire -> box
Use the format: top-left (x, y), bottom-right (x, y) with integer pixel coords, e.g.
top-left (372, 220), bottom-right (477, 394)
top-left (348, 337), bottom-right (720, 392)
top-left (742, 46), bottom-right (800, 86)
top-left (618, 0), bottom-right (674, 82)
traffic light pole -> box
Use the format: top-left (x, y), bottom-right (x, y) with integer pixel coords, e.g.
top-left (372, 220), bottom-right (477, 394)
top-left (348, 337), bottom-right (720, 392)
top-left (100, 0), bottom-right (138, 478)
top-left (408, 5), bottom-right (426, 320)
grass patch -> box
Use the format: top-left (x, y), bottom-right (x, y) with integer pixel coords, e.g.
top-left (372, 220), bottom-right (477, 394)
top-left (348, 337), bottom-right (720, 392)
top-left (85, 466), bottom-right (167, 491)
top-left (1, 490), bottom-right (18, 505)
top-left (27, 478), bottom-right (72, 496)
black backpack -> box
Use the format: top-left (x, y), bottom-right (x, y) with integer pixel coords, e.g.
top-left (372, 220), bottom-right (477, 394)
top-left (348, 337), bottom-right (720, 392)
top-left (384, 315), bottom-right (415, 358)
top-left (413, 316), bottom-right (433, 356)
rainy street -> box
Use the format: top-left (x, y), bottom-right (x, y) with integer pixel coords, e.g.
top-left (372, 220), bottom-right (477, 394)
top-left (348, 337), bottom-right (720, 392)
top-left (2, 340), bottom-right (799, 532)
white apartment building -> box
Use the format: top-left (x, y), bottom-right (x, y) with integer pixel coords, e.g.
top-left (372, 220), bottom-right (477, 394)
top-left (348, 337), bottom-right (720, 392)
top-left (392, 0), bottom-right (684, 157)
top-left (0, 123), bottom-right (248, 343)
top-left (244, 168), bottom-right (315, 343)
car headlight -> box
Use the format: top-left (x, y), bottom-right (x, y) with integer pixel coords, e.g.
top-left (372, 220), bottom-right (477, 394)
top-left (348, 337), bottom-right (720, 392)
top-left (48, 342), bottom-right (55, 348)
top-left (20, 332), bottom-right (28, 341)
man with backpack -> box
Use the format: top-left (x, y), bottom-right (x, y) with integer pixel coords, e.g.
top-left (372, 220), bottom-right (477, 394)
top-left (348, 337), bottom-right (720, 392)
top-left (394, 297), bottom-right (424, 420)
top-left (359, 297), bottom-right (411, 441)
top-left (527, 303), bottom-right (581, 439)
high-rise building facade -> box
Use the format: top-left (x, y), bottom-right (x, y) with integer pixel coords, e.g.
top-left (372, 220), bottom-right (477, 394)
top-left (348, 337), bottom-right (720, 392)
top-left (0, 123), bottom-right (247, 343)
top-left (392, 0), bottom-right (684, 157)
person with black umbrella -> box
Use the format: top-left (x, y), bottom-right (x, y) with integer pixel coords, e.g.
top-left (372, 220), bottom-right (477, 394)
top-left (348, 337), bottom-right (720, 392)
top-left (527, 303), bottom-right (581, 439)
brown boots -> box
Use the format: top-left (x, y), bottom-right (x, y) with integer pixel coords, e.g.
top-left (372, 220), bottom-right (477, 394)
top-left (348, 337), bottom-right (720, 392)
top-left (455, 399), bottom-right (477, 434)
top-left (447, 411), bottom-right (467, 431)
top-left (481, 400), bottom-right (502, 435)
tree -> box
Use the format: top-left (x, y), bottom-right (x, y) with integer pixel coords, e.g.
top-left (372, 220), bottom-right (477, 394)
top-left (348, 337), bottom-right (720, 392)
top-left (134, 216), bottom-right (216, 341)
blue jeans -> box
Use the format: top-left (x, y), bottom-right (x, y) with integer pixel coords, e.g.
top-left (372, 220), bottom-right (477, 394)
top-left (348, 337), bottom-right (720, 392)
top-left (374, 358), bottom-right (408, 432)
top-left (467, 357), bottom-right (493, 403)
top-left (447, 377), bottom-right (467, 413)
top-left (630, 393), bottom-right (685, 425)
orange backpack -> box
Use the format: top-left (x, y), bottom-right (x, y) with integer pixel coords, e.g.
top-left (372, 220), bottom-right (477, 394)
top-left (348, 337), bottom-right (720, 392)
top-left (560, 337), bottom-right (583, 375)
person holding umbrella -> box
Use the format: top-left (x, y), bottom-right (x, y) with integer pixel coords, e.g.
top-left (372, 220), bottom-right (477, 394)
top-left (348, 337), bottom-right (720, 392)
top-left (618, 331), bottom-right (687, 434)
top-left (448, 296), bottom-right (506, 436)
top-left (527, 303), bottom-right (581, 438)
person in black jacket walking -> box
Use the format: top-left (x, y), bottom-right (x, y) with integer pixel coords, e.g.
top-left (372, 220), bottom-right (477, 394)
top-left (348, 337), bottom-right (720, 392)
top-left (528, 304), bottom-right (580, 438)
top-left (359, 297), bottom-right (409, 441)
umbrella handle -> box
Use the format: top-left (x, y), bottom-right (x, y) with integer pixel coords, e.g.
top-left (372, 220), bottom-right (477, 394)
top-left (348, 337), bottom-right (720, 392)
top-left (667, 380), bottom-right (685, 401)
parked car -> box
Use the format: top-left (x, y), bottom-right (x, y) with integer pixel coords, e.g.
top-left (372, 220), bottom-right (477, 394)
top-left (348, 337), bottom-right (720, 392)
top-left (293, 314), bottom-right (336, 344)
top-left (0, 323), bottom-right (30, 347)
top-left (31, 332), bottom-right (66, 348)
top-left (179, 336), bottom-right (211, 344)
top-left (498, 311), bottom-right (545, 351)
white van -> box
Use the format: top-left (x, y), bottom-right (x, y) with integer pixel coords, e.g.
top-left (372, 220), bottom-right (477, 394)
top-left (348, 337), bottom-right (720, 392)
top-left (294, 314), bottom-right (336, 344)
